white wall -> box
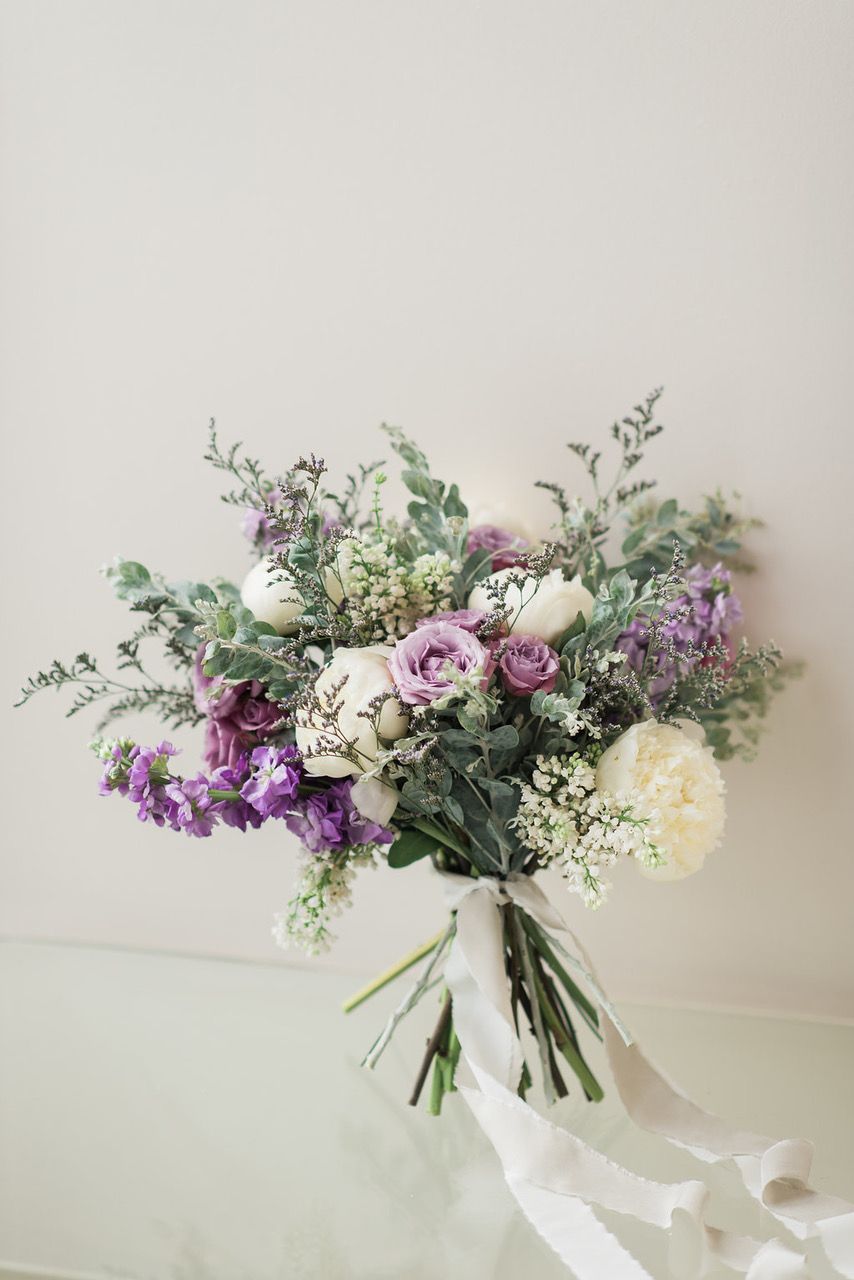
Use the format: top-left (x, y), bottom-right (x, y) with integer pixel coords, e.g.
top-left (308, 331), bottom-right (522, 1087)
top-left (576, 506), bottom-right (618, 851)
top-left (2, 0), bottom-right (852, 1018)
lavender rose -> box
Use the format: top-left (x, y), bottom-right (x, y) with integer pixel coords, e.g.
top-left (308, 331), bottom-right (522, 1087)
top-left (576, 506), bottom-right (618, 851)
top-left (498, 634), bottom-right (560, 697)
top-left (467, 524), bottom-right (528, 571)
top-left (388, 622), bottom-right (493, 706)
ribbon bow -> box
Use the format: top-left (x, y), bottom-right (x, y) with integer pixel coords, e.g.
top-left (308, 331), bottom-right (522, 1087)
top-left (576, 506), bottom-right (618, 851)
top-left (437, 871), bottom-right (854, 1280)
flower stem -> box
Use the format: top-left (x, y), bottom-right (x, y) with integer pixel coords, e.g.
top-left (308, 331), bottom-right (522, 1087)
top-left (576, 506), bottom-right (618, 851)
top-left (409, 990), bottom-right (452, 1109)
top-left (342, 929), bottom-right (446, 1013)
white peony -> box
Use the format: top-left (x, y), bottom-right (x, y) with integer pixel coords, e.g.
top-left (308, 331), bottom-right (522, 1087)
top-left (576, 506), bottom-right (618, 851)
top-left (467, 567), bottom-right (594, 646)
top-left (595, 719), bottom-right (726, 881)
top-left (240, 560), bottom-right (304, 635)
top-left (296, 645), bottom-right (408, 778)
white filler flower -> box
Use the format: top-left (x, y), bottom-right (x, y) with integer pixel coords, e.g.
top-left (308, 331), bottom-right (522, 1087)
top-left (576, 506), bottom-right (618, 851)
top-left (595, 719), bottom-right (726, 880)
top-left (296, 645), bottom-right (408, 778)
top-left (467, 567), bottom-right (593, 646)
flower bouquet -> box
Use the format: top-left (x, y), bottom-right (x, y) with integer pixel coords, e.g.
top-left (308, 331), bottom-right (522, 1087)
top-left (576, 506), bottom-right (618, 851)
top-left (22, 393), bottom-right (853, 1279)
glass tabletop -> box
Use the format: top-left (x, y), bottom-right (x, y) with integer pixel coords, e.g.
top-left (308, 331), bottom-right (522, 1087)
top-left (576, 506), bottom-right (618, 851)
top-left (1, 940), bottom-right (852, 1280)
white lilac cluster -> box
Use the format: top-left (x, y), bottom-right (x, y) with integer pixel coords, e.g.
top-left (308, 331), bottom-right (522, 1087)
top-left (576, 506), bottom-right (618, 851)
top-left (273, 848), bottom-right (378, 955)
top-left (515, 752), bottom-right (664, 907)
top-left (333, 534), bottom-right (458, 642)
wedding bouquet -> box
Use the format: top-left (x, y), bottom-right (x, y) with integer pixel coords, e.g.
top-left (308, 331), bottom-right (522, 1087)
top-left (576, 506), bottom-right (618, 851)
top-left (29, 393), bottom-right (853, 1280)
top-left (19, 390), bottom-right (786, 1112)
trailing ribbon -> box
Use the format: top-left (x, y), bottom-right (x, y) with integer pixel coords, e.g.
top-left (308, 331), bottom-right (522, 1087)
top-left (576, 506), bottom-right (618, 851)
top-left (438, 871), bottom-right (854, 1280)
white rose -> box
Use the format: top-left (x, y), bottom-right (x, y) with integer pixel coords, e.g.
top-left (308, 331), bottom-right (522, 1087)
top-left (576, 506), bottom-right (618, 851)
top-left (596, 719), bottom-right (726, 881)
top-left (240, 560), bottom-right (304, 635)
top-left (467, 567), bottom-right (594, 646)
top-left (296, 645), bottom-right (408, 778)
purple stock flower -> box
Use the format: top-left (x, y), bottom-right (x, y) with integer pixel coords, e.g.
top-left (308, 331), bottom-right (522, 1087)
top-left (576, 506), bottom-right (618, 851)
top-left (416, 609), bottom-right (488, 634)
top-left (126, 742), bottom-right (180, 826)
top-left (498, 635), bottom-right (560, 697)
top-left (616, 561), bottom-right (742, 706)
top-left (240, 745), bottom-right (301, 819)
top-left (164, 775), bottom-right (219, 837)
top-left (98, 741), bottom-right (132, 796)
top-left (388, 622), bottom-right (494, 706)
top-left (467, 524), bottom-right (528, 571)
top-left (210, 760), bottom-right (263, 831)
top-left (285, 779), bottom-right (392, 854)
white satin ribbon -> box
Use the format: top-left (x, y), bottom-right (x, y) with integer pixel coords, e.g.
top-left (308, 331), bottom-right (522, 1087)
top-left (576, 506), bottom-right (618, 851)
top-left (437, 871), bottom-right (854, 1279)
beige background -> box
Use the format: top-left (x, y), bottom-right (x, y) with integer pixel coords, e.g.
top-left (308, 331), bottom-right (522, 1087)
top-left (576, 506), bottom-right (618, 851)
top-left (2, 0), bottom-right (852, 1018)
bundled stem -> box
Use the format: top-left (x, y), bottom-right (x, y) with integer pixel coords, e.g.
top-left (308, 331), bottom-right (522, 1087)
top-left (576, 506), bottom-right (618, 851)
top-left (347, 900), bottom-right (603, 1113)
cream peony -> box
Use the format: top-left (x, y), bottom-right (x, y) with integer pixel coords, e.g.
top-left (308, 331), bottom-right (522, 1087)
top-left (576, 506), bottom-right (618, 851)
top-left (296, 645), bottom-right (408, 778)
top-left (467, 567), bottom-right (594, 646)
top-left (595, 719), bottom-right (725, 881)
top-left (240, 560), bottom-right (304, 635)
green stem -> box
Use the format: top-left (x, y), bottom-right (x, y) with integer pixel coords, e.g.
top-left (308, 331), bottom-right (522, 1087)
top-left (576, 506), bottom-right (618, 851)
top-left (511, 909), bottom-right (556, 1106)
top-left (520, 914), bottom-right (601, 1039)
top-left (342, 929), bottom-right (446, 1013)
top-left (529, 953), bottom-right (603, 1102)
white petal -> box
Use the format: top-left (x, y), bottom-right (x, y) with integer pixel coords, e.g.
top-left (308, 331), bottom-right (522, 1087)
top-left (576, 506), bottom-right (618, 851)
top-left (350, 775), bottom-right (399, 826)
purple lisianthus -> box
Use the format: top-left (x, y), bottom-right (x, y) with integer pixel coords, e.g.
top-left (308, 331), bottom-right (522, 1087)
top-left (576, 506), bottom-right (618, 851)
top-left (164, 775), bottom-right (218, 837)
top-left (467, 524), bottom-right (528, 571)
top-left (416, 608), bottom-right (488, 634)
top-left (616, 561), bottom-right (743, 705)
top-left (285, 779), bottom-right (393, 854)
top-left (388, 622), bottom-right (494, 706)
top-left (498, 635), bottom-right (560, 697)
top-left (240, 745), bottom-right (301, 819)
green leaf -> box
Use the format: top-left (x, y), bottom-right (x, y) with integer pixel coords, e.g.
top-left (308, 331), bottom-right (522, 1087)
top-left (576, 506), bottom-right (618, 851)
top-left (387, 828), bottom-right (439, 869)
top-left (443, 483), bottom-right (468, 519)
top-left (216, 610), bottom-right (237, 641)
top-left (621, 526), bottom-right (646, 557)
top-left (554, 609), bottom-right (588, 653)
top-left (487, 725), bottom-right (519, 752)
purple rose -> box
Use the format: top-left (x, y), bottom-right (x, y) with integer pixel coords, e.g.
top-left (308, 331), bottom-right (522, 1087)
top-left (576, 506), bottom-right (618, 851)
top-left (416, 609), bottom-right (488, 634)
top-left (203, 719), bottom-right (246, 773)
top-left (467, 524), bottom-right (528, 571)
top-left (498, 635), bottom-right (560, 697)
top-left (193, 646), bottom-right (282, 771)
top-left (388, 622), bottom-right (494, 706)
top-left (193, 648), bottom-right (244, 719)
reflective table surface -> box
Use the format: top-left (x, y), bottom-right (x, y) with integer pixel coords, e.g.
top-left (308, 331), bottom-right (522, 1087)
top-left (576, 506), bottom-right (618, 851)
top-left (1, 941), bottom-right (852, 1280)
